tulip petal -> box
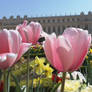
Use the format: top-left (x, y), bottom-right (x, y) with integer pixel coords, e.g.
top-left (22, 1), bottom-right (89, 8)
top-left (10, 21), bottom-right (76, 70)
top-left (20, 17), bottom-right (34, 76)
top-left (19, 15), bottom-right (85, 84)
top-left (41, 31), bottom-right (49, 38)
top-left (16, 43), bottom-right (31, 61)
top-left (0, 29), bottom-right (11, 53)
top-left (44, 27), bottom-right (91, 72)
top-left (56, 36), bottom-right (74, 71)
top-left (16, 20), bottom-right (28, 42)
top-left (0, 53), bottom-right (17, 69)
top-left (0, 55), bottom-right (7, 62)
top-left (43, 34), bottom-right (63, 71)
top-left (17, 21), bottom-right (42, 45)
top-left (0, 29), bottom-right (22, 54)
top-left (70, 34), bottom-right (91, 71)
top-left (24, 26), bottom-right (33, 43)
top-left (29, 22), bottom-right (42, 44)
top-left (32, 22), bottom-right (42, 44)
top-left (8, 30), bottom-right (22, 53)
top-left (63, 28), bottom-right (91, 71)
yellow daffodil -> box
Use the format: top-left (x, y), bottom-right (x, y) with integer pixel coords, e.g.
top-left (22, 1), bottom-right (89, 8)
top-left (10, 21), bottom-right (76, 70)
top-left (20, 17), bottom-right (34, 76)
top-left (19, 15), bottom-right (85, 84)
top-left (31, 56), bottom-right (45, 74)
top-left (90, 60), bottom-right (92, 67)
top-left (85, 55), bottom-right (88, 59)
top-left (90, 48), bottom-right (92, 53)
top-left (41, 78), bottom-right (53, 87)
top-left (43, 64), bottom-right (53, 78)
top-left (33, 78), bottom-right (42, 87)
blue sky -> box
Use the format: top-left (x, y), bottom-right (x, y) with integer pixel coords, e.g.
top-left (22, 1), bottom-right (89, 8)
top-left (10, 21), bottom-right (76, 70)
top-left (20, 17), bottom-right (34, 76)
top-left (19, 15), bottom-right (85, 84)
top-left (0, 0), bottom-right (92, 18)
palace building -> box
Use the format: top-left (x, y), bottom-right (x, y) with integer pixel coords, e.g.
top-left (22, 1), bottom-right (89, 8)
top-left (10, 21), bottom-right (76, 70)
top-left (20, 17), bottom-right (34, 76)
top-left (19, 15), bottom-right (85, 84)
top-left (0, 11), bottom-right (92, 35)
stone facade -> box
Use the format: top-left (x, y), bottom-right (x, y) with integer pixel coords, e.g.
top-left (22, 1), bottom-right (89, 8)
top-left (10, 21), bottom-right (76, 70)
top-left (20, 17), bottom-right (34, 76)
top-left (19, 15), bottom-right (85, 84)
top-left (0, 11), bottom-right (92, 35)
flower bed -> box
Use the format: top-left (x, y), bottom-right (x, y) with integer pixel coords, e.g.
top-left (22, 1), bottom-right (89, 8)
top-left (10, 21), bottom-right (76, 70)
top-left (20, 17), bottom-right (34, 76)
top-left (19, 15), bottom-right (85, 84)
top-left (0, 20), bottom-right (92, 92)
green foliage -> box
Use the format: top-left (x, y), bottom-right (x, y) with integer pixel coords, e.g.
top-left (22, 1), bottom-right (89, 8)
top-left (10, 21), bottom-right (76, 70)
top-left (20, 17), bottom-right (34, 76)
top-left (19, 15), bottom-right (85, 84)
top-left (83, 48), bottom-right (92, 85)
top-left (11, 73), bottom-right (25, 92)
top-left (24, 44), bottom-right (45, 58)
top-left (87, 62), bottom-right (92, 85)
top-left (11, 56), bottom-right (54, 92)
top-left (51, 83), bottom-right (61, 92)
top-left (11, 73), bottom-right (21, 92)
top-left (0, 70), bottom-right (2, 80)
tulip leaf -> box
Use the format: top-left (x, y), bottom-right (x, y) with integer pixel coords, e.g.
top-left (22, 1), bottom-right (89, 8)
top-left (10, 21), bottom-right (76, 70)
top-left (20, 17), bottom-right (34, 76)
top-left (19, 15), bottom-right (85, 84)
top-left (0, 70), bottom-right (2, 80)
top-left (7, 71), bottom-right (10, 92)
top-left (87, 62), bottom-right (92, 85)
top-left (51, 83), bottom-right (61, 92)
top-left (35, 78), bottom-right (41, 92)
top-left (69, 72), bottom-right (73, 80)
top-left (21, 87), bottom-right (26, 92)
top-left (29, 79), bottom-right (33, 92)
top-left (11, 73), bottom-right (22, 92)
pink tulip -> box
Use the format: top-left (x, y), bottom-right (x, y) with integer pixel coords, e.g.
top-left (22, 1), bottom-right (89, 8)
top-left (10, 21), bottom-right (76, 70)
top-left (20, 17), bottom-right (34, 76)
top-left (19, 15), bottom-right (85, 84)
top-left (43, 27), bottom-right (91, 72)
top-left (16, 20), bottom-right (42, 44)
top-left (0, 29), bottom-right (31, 69)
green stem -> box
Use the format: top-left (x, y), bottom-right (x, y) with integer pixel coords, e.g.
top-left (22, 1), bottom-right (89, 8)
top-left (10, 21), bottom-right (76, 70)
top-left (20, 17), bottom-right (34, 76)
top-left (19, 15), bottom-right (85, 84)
top-left (7, 69), bottom-right (10, 92)
top-left (61, 72), bottom-right (66, 92)
top-left (87, 60), bottom-right (89, 86)
top-left (26, 51), bottom-right (30, 92)
top-left (3, 70), bottom-right (7, 92)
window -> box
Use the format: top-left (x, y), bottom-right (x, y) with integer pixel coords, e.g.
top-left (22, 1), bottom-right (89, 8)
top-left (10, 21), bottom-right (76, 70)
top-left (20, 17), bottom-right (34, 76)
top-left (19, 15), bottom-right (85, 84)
top-left (53, 26), bottom-right (55, 32)
top-left (0, 22), bottom-right (2, 26)
top-left (48, 19), bottom-right (50, 23)
top-left (38, 20), bottom-right (40, 23)
top-left (62, 26), bottom-right (65, 30)
top-left (77, 18), bottom-right (80, 21)
top-left (72, 18), bottom-right (74, 21)
top-left (48, 26), bottom-right (51, 34)
top-left (62, 19), bottom-right (64, 22)
top-left (57, 19), bottom-right (60, 23)
top-left (77, 25), bottom-right (80, 28)
top-left (67, 25), bottom-right (70, 27)
top-left (58, 26), bottom-right (60, 34)
top-left (43, 27), bottom-right (46, 31)
top-left (67, 18), bottom-right (70, 22)
top-left (72, 25), bottom-right (75, 27)
top-left (62, 26), bottom-right (65, 34)
top-left (43, 20), bottom-right (45, 23)
top-left (52, 19), bottom-right (55, 22)
top-left (84, 25), bottom-right (88, 30)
